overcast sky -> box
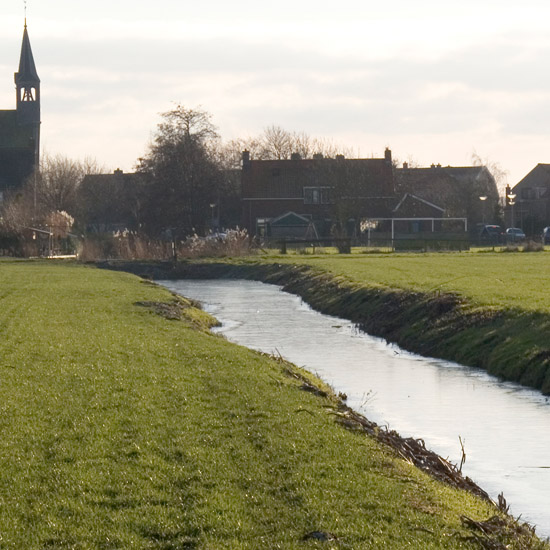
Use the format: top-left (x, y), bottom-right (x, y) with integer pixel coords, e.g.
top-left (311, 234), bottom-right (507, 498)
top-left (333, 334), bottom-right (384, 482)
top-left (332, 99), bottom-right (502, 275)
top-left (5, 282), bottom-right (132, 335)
top-left (2, 0), bottom-right (550, 185)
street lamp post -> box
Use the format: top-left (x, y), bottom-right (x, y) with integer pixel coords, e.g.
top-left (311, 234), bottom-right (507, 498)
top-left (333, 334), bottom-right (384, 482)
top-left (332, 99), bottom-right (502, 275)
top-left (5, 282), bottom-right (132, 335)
top-left (479, 195), bottom-right (487, 224)
top-left (507, 193), bottom-right (516, 227)
top-left (209, 203), bottom-right (216, 231)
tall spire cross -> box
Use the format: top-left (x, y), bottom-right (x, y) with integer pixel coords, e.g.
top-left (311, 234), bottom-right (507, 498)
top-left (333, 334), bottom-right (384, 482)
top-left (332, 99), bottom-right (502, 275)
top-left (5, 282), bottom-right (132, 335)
top-left (24, 0), bottom-right (27, 26)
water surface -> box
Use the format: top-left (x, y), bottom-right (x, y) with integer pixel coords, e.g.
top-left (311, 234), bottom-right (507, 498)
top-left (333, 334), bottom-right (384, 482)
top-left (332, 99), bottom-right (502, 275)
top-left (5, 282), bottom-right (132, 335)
top-left (161, 279), bottom-right (550, 537)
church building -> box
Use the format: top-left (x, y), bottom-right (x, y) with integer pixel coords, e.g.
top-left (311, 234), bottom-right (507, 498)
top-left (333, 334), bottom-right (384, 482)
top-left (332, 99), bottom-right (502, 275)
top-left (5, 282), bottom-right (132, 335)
top-left (0, 22), bottom-right (41, 203)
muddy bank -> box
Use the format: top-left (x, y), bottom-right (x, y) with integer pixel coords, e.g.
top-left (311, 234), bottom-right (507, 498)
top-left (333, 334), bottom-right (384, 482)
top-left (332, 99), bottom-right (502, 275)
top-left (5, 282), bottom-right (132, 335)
top-left (99, 260), bottom-right (550, 394)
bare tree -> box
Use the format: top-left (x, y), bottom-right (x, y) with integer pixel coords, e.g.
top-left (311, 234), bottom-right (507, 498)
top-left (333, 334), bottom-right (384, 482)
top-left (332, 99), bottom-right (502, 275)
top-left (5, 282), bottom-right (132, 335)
top-left (221, 126), bottom-right (351, 168)
top-left (290, 131), bottom-right (348, 160)
top-left (260, 125), bottom-right (294, 159)
top-left (471, 151), bottom-right (508, 196)
top-left (157, 104), bottom-right (219, 145)
top-left (1, 189), bottom-right (35, 231)
top-left (33, 154), bottom-right (86, 214)
top-left (220, 138), bottom-right (263, 170)
top-left (1, 153), bottom-right (105, 232)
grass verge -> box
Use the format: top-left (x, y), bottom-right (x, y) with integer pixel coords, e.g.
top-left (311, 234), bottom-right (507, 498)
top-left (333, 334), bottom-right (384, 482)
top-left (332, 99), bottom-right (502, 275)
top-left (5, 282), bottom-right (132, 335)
top-left (0, 259), bottom-right (541, 548)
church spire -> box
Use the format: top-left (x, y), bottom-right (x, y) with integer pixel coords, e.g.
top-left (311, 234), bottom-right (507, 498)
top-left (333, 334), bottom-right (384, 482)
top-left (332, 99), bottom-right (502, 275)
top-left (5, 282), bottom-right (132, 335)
top-left (14, 21), bottom-right (40, 126)
top-left (15, 25), bottom-right (40, 93)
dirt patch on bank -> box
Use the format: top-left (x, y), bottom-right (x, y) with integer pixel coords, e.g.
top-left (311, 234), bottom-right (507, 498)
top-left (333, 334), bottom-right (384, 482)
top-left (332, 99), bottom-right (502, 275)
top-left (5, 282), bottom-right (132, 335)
top-left (135, 300), bottom-right (189, 320)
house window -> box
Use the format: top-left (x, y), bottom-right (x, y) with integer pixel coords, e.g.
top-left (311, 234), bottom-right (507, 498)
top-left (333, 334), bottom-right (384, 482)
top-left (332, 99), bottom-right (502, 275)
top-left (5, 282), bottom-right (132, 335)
top-left (304, 186), bottom-right (331, 204)
top-left (304, 187), bottom-right (319, 204)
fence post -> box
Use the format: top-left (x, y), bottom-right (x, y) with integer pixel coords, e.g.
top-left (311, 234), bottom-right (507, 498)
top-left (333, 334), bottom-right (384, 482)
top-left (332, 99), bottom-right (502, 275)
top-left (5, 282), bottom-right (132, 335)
top-left (172, 237), bottom-right (177, 264)
top-left (280, 238), bottom-right (287, 254)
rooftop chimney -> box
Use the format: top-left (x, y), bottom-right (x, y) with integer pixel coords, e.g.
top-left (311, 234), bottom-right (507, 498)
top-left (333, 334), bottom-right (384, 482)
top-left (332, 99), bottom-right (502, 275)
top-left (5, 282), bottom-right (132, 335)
top-left (384, 148), bottom-right (392, 164)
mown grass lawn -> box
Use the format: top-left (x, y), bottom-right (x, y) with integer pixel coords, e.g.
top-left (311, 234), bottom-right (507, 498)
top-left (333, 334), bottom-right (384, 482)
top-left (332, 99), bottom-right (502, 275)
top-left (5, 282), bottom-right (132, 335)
top-left (259, 251), bottom-right (550, 312)
top-left (0, 259), bottom-right (529, 548)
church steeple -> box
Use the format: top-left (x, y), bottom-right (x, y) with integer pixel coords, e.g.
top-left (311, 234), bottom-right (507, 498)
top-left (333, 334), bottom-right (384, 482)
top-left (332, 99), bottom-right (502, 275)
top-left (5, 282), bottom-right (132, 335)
top-left (14, 22), bottom-right (40, 127)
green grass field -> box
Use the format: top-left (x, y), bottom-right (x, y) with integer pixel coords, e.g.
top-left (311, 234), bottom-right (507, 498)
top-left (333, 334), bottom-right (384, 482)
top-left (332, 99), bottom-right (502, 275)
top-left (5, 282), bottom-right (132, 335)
top-left (259, 251), bottom-right (550, 312)
top-left (0, 259), bottom-right (525, 549)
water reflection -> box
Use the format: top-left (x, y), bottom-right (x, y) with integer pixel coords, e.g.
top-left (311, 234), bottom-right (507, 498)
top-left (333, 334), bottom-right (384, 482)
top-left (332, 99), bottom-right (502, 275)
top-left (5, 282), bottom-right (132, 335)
top-left (161, 279), bottom-right (550, 537)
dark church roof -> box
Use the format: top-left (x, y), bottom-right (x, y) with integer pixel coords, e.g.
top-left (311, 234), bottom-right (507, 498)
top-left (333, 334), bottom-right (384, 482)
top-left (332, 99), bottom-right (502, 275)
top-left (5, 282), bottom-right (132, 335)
top-left (15, 25), bottom-right (40, 85)
top-left (0, 110), bottom-right (35, 149)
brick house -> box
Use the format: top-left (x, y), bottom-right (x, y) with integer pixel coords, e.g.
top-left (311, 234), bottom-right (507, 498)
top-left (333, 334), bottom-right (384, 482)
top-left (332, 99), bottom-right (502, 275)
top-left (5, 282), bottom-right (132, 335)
top-left (507, 164), bottom-right (550, 234)
top-left (395, 164), bottom-right (498, 231)
top-left (241, 149), bottom-right (396, 238)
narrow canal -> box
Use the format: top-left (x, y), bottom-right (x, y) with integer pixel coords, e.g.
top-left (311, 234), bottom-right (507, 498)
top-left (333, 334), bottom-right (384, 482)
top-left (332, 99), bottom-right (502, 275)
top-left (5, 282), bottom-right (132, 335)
top-left (161, 278), bottom-right (550, 537)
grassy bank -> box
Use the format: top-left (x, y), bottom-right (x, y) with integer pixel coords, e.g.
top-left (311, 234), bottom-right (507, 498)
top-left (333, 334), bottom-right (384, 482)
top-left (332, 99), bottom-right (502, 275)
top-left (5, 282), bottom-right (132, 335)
top-left (103, 251), bottom-right (550, 394)
top-left (0, 259), bottom-right (537, 548)
top-left (271, 252), bottom-right (550, 393)
top-left (270, 252), bottom-right (550, 311)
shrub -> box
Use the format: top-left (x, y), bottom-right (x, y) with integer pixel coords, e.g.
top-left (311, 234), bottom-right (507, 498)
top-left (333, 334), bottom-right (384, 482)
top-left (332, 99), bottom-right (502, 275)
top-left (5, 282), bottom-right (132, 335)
top-left (78, 229), bottom-right (254, 261)
top-left (179, 229), bottom-right (253, 258)
top-left (522, 240), bottom-right (544, 253)
top-left (0, 228), bottom-right (24, 257)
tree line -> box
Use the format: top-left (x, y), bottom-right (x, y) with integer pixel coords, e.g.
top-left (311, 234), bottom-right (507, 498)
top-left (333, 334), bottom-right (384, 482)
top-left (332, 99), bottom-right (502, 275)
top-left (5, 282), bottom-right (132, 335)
top-left (0, 104), bottom-right (504, 257)
top-left (0, 104), bottom-right (349, 247)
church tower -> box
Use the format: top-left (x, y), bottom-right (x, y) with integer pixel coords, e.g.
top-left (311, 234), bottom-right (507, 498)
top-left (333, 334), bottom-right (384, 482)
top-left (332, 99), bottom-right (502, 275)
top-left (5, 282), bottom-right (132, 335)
top-left (14, 21), bottom-right (40, 164)
top-left (0, 21), bottom-right (41, 198)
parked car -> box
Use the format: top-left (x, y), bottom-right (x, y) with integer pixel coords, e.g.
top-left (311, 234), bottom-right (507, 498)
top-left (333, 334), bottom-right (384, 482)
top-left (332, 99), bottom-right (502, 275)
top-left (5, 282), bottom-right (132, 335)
top-left (505, 227), bottom-right (526, 243)
top-left (478, 224), bottom-right (504, 243)
top-left (543, 227), bottom-right (550, 244)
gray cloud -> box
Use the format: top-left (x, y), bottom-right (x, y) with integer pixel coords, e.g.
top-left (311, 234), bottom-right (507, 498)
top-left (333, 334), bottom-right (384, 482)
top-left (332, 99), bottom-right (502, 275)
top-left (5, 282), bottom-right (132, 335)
top-left (3, 27), bottom-right (550, 179)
